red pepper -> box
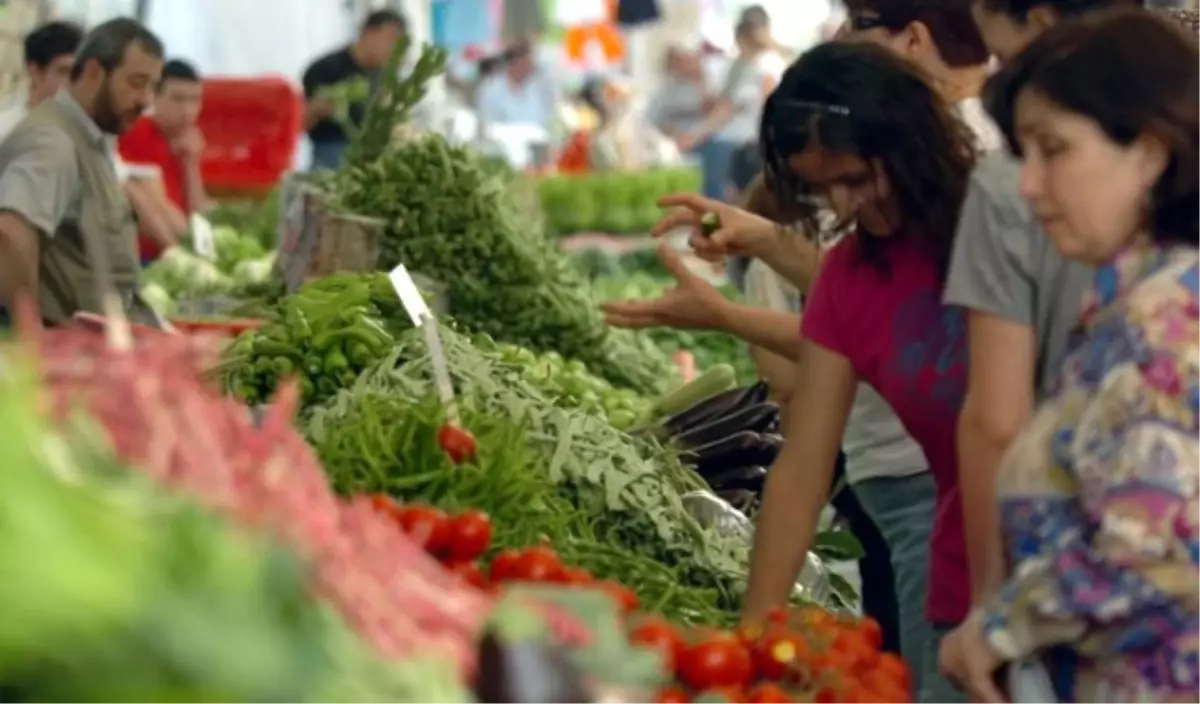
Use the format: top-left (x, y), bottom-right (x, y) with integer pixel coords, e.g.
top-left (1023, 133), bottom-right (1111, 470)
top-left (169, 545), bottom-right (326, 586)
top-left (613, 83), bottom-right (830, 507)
top-left (437, 423), bottom-right (477, 464)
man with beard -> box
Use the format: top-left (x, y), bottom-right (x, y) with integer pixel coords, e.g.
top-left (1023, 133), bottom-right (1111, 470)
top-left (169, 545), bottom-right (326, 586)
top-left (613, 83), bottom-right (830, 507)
top-left (0, 18), bottom-right (164, 327)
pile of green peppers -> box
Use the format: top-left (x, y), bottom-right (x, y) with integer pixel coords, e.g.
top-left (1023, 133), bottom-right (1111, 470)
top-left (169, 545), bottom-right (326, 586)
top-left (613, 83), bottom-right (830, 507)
top-left (223, 274), bottom-right (409, 407)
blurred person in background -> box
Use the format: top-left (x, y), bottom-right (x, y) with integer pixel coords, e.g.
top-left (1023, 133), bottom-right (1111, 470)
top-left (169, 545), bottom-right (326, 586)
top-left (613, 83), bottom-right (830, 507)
top-left (939, 10), bottom-right (1198, 701)
top-left (0, 21), bottom-right (84, 140)
top-left (0, 18), bottom-right (164, 327)
top-left (839, 0), bottom-right (1003, 151)
top-left (678, 18), bottom-right (777, 202)
top-left (118, 59), bottom-right (209, 265)
top-left (645, 45), bottom-right (710, 147)
top-left (475, 40), bottom-right (558, 136)
top-left (302, 10), bottom-right (407, 170)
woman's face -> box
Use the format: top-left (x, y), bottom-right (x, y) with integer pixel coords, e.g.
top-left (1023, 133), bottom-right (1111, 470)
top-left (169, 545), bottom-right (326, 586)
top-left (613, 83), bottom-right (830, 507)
top-left (786, 144), bottom-right (899, 237)
top-left (1014, 88), bottom-right (1167, 264)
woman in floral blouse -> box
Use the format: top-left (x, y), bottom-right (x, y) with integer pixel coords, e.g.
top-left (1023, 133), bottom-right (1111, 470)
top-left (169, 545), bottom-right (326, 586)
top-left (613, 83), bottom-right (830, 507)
top-left (941, 8), bottom-right (1198, 703)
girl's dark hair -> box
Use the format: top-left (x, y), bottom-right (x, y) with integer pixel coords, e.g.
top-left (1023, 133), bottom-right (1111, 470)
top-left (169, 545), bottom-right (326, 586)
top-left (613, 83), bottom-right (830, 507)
top-left (759, 41), bottom-right (976, 278)
top-left (987, 7), bottom-right (1198, 245)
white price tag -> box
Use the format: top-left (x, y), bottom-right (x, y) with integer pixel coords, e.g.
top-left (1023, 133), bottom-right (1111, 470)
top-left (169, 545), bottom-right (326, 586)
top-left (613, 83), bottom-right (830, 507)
top-left (388, 264), bottom-right (431, 327)
top-left (388, 263), bottom-right (458, 423)
top-left (190, 213), bottom-right (216, 261)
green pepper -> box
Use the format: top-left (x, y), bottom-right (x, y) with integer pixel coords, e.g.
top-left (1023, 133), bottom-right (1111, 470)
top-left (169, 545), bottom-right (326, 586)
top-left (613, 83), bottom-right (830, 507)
top-left (324, 349), bottom-right (350, 373)
top-left (302, 284), bottom-right (372, 327)
top-left (305, 357), bottom-right (323, 378)
top-left (299, 376), bottom-right (316, 400)
top-left (253, 338), bottom-right (299, 358)
top-left (283, 306), bottom-right (313, 341)
top-left (337, 305), bottom-right (369, 325)
top-left (254, 357), bottom-right (277, 376)
top-left (699, 211), bottom-right (721, 237)
top-left (347, 341), bottom-right (375, 367)
top-left (273, 357), bottom-right (295, 376)
top-left (338, 368), bottom-right (358, 386)
top-left (316, 377), bottom-right (337, 396)
top-left (233, 383), bottom-right (258, 402)
top-left (312, 325), bottom-right (391, 355)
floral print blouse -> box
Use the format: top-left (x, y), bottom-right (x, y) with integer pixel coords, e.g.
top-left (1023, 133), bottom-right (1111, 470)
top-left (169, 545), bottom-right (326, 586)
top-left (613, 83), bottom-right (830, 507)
top-left (981, 243), bottom-right (1199, 702)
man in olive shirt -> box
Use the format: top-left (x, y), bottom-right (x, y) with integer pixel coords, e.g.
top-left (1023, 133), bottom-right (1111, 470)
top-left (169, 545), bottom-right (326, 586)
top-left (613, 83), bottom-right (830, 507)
top-left (0, 18), bottom-right (164, 326)
top-left (943, 0), bottom-right (1145, 603)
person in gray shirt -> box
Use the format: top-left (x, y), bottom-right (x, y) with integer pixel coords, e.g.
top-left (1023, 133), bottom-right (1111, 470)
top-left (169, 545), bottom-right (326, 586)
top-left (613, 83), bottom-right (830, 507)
top-left (941, 0), bottom-right (1185, 609)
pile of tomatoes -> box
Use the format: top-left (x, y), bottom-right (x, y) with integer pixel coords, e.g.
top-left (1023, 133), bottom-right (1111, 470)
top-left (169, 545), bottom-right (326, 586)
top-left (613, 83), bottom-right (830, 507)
top-left (630, 607), bottom-right (910, 704)
top-left (368, 496), bottom-right (640, 610)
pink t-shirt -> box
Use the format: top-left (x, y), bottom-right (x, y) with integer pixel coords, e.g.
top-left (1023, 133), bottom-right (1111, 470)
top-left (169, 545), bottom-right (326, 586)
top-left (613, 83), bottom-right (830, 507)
top-left (802, 234), bottom-right (969, 625)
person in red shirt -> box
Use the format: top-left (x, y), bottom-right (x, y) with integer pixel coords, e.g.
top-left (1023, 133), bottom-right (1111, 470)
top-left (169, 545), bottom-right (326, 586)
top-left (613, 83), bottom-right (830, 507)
top-left (118, 58), bottom-right (210, 264)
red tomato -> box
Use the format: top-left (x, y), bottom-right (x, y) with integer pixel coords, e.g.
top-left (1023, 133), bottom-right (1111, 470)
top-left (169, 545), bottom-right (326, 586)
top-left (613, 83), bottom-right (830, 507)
top-left (596, 580), bottom-right (639, 614)
top-left (855, 617), bottom-right (883, 651)
top-left (678, 635), bottom-right (753, 691)
top-left (488, 549), bottom-right (523, 582)
top-left (746, 683), bottom-right (792, 703)
top-left (395, 505), bottom-right (451, 556)
top-left (628, 618), bottom-right (685, 672)
top-left (368, 493), bottom-right (402, 520)
top-left (510, 546), bottom-right (564, 582)
top-left (448, 561), bottom-right (488, 589)
top-left (437, 423), bottom-right (477, 464)
top-left (697, 685), bottom-right (747, 703)
top-left (445, 509), bottom-right (492, 562)
top-left (751, 628), bottom-right (807, 681)
top-left (561, 566), bottom-right (593, 584)
top-left (765, 607), bottom-right (790, 627)
top-left (654, 686), bottom-right (691, 703)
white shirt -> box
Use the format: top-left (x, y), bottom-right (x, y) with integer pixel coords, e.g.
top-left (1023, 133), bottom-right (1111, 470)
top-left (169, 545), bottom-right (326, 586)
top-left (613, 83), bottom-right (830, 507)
top-left (0, 103), bottom-right (27, 142)
top-left (716, 57), bottom-right (770, 143)
top-left (475, 72), bottom-right (557, 132)
top-left (956, 96), bottom-right (1004, 154)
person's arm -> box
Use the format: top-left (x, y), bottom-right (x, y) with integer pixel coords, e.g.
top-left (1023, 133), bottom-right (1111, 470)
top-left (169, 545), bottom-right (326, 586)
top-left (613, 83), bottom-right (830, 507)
top-left (959, 313), bottom-right (1035, 596)
top-left (943, 156), bottom-right (1039, 600)
top-left (123, 179), bottom-right (185, 248)
top-left (980, 357), bottom-right (1197, 662)
top-left (181, 152), bottom-right (211, 214)
top-left (301, 60), bottom-right (335, 131)
top-left (716, 302), bottom-right (801, 359)
top-left (0, 127), bottom-right (79, 316)
top-left (743, 338), bottom-right (857, 621)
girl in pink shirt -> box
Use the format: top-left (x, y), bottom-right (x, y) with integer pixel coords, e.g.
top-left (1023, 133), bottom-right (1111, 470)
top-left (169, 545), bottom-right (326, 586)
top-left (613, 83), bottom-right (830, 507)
top-left (744, 43), bottom-right (977, 702)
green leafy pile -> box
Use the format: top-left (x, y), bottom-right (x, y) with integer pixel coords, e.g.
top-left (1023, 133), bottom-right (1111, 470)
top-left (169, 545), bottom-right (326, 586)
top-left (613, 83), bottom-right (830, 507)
top-left (327, 133), bottom-right (674, 395)
top-left (306, 325), bottom-right (749, 625)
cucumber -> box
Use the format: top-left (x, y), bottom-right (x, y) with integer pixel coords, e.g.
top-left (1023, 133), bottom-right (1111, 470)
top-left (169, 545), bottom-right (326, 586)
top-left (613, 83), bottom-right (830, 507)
top-left (651, 363), bottom-right (737, 419)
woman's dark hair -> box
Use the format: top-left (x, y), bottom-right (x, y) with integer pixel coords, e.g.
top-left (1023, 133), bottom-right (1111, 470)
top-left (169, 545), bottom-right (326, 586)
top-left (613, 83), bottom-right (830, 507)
top-left (987, 7), bottom-right (1198, 244)
top-left (759, 41), bottom-right (976, 278)
top-left (976, 0), bottom-right (1139, 21)
top-left (844, 0), bottom-right (989, 67)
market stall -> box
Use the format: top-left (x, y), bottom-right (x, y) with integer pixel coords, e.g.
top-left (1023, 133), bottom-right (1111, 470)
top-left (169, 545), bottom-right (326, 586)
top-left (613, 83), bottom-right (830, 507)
top-left (0, 38), bottom-right (906, 704)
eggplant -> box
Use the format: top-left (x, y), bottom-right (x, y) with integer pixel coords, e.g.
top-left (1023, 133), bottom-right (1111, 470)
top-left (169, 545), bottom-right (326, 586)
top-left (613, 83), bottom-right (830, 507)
top-left (475, 631), bottom-right (591, 703)
top-left (705, 464), bottom-right (768, 493)
top-left (745, 379), bottom-right (771, 404)
top-left (660, 383), bottom-right (761, 439)
top-left (675, 402), bottom-right (780, 448)
top-left (684, 431), bottom-right (781, 477)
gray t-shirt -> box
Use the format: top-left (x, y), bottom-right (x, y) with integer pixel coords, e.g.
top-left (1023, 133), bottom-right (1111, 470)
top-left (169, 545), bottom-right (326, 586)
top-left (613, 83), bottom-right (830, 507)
top-left (943, 151), bottom-right (1094, 398)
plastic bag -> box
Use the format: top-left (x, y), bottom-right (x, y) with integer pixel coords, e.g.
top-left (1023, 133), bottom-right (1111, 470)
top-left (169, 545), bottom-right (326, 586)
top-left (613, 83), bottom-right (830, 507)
top-left (681, 490), bottom-right (832, 604)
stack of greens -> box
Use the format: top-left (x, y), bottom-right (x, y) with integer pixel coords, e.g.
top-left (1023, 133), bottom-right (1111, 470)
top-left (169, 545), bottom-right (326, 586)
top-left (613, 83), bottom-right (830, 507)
top-left (327, 132), bottom-right (675, 396)
top-left (315, 41), bottom-right (674, 396)
top-left (538, 169), bottom-right (702, 237)
top-left (306, 324), bottom-right (753, 626)
top-left (0, 359), bottom-right (468, 703)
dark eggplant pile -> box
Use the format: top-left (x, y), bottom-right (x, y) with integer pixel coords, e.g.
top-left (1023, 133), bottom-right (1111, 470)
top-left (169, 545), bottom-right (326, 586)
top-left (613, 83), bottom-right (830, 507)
top-left (655, 381), bottom-right (781, 515)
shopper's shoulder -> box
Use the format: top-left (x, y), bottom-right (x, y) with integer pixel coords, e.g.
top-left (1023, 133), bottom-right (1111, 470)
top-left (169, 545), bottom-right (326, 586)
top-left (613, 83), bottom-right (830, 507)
top-left (965, 151), bottom-right (1033, 224)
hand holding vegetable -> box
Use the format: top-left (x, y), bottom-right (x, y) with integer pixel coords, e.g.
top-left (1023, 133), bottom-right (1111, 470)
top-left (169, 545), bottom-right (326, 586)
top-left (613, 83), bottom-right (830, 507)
top-left (601, 243), bottom-right (734, 332)
top-left (651, 193), bottom-right (779, 264)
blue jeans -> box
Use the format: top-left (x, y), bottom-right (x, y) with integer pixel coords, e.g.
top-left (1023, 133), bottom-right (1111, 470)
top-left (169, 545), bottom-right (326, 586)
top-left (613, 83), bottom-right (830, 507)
top-left (691, 138), bottom-right (738, 201)
top-left (853, 472), bottom-right (964, 703)
top-left (923, 624), bottom-right (969, 702)
top-left (310, 140), bottom-right (348, 171)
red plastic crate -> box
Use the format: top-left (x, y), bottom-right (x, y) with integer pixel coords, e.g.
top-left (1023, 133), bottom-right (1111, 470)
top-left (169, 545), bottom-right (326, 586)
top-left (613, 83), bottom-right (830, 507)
top-left (198, 77), bottom-right (303, 191)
